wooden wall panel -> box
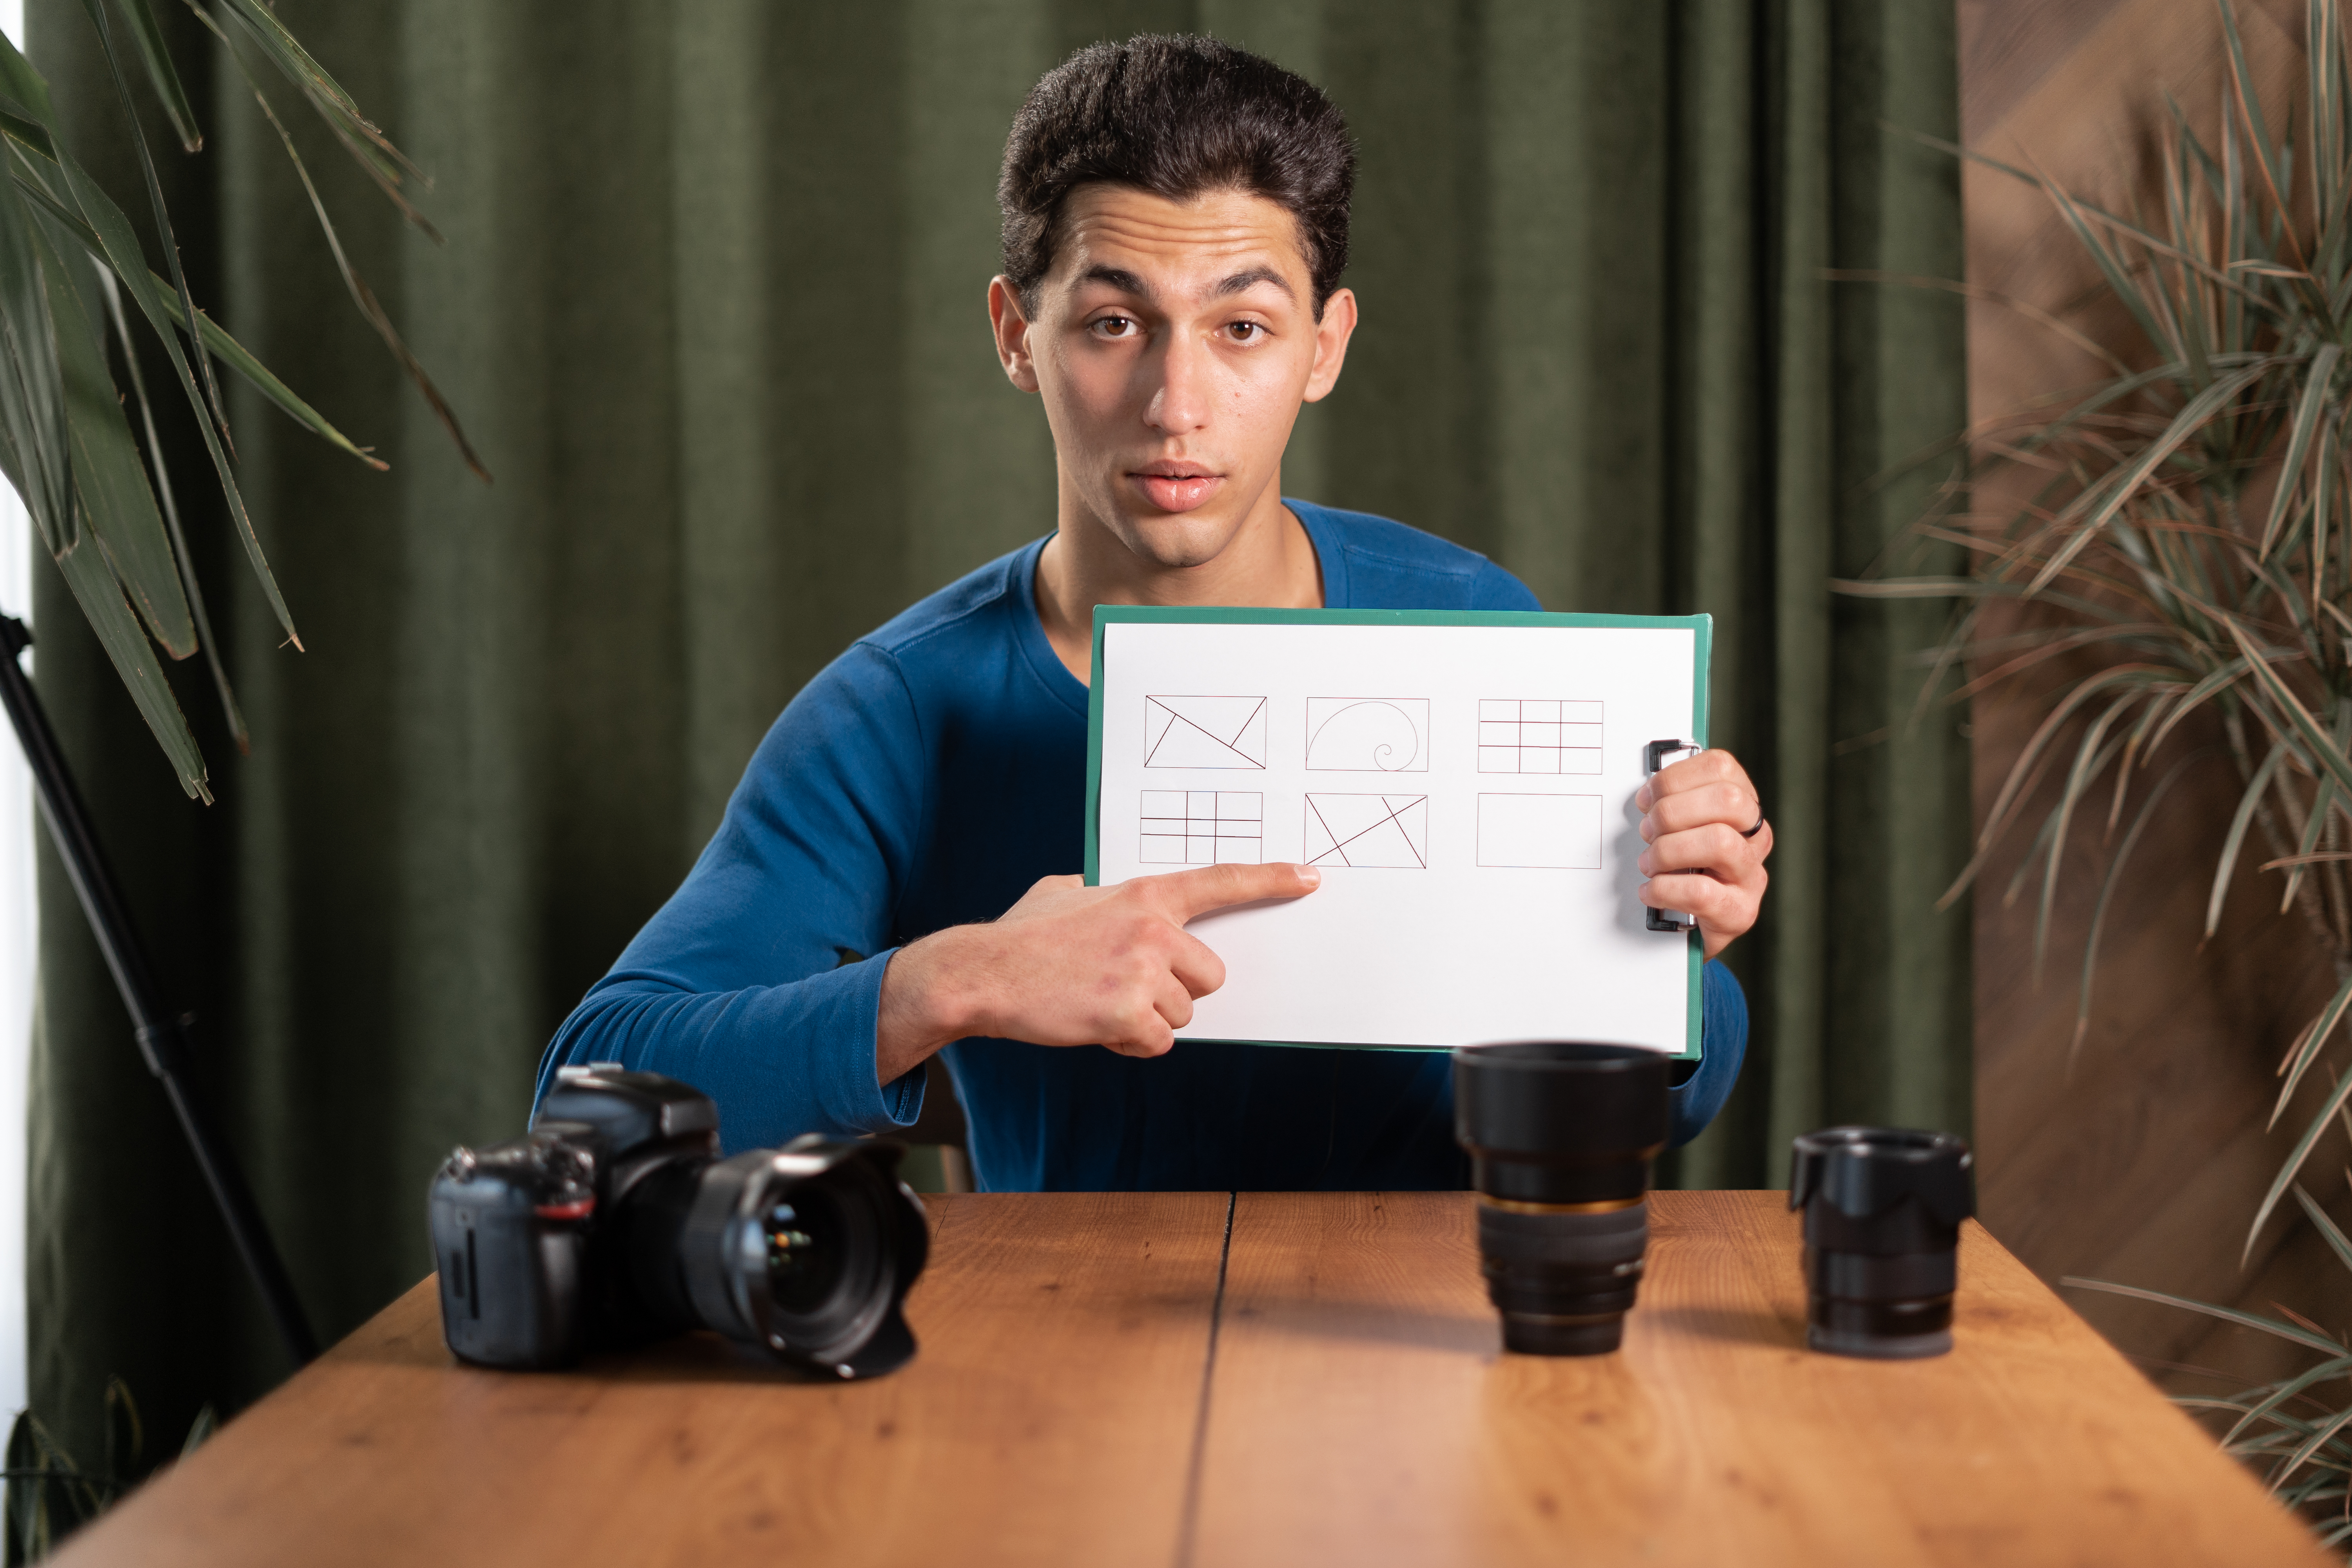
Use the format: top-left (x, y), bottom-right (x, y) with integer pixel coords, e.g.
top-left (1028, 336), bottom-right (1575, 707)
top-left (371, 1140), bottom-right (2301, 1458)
top-left (1958, 0), bottom-right (2352, 1397)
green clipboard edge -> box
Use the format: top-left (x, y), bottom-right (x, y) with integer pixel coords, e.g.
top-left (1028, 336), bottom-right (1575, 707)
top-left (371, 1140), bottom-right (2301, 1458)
top-left (1083, 605), bottom-right (1712, 1062)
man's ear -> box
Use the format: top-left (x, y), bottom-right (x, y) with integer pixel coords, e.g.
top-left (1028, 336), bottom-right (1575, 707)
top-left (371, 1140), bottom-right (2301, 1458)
top-left (1303, 287), bottom-right (1357, 405)
top-left (988, 276), bottom-right (1041, 393)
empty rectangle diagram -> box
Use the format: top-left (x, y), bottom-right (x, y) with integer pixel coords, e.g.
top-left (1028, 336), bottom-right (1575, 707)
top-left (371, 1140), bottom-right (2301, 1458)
top-left (1303, 794), bottom-right (1428, 869)
top-left (1141, 791), bottom-right (1264, 865)
top-left (1145, 695), bottom-right (1267, 769)
top-left (1305, 697), bottom-right (1428, 771)
top-left (1477, 794), bottom-right (1602, 869)
top-left (1477, 698), bottom-right (1602, 775)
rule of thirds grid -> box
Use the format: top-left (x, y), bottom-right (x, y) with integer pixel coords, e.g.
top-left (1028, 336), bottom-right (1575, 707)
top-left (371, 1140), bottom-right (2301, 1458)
top-left (1478, 699), bottom-right (1603, 774)
top-left (1141, 791), bottom-right (1265, 864)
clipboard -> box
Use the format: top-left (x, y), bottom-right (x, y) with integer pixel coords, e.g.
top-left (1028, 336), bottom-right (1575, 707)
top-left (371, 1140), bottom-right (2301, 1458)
top-left (1084, 607), bottom-right (1711, 1060)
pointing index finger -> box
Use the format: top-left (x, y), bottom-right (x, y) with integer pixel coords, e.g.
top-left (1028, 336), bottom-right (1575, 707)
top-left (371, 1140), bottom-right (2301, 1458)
top-left (1143, 862), bottom-right (1323, 924)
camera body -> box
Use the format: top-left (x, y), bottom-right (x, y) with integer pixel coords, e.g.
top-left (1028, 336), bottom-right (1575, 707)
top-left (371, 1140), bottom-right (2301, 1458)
top-left (428, 1066), bottom-right (927, 1378)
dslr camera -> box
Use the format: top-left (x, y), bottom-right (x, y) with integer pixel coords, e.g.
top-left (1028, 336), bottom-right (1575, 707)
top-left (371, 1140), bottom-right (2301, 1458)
top-left (427, 1065), bottom-right (928, 1379)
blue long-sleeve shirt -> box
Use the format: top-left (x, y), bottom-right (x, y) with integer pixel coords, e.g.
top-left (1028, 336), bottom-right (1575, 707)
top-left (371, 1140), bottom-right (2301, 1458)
top-left (538, 501), bottom-right (1747, 1189)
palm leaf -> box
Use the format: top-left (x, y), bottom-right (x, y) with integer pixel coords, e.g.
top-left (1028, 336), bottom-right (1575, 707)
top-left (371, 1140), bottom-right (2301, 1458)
top-left (2064, 1276), bottom-right (2348, 1356)
top-left (97, 268), bottom-right (243, 747)
top-left (2150, 655), bottom-right (2252, 763)
top-left (0, 5), bottom-right (475, 787)
top-left (2280, 772), bottom-right (2340, 916)
top-left (49, 524), bottom-right (203, 798)
top-left (0, 121), bottom-right (376, 473)
top-left (35, 219), bottom-right (191, 656)
top-left (2077, 752), bottom-right (2206, 1059)
top-left (2273, 967), bottom-right (2352, 1127)
top-left (2247, 1067), bottom-right (2352, 1264)
top-left (2037, 693), bottom-right (2143, 968)
top-left (2226, 615), bottom-right (2352, 806)
top-left (2026, 361), bottom-right (2277, 598)
top-left (2261, 343), bottom-right (2342, 557)
top-left (2222, 1352), bottom-right (2352, 1449)
top-left (223, 64), bottom-right (486, 481)
top-left (2213, 743), bottom-right (2290, 937)
top-left (1952, 664), bottom-right (2178, 906)
top-left (0, 60), bottom-right (303, 645)
top-left (0, 133), bottom-right (71, 556)
top-left (193, 0), bottom-right (438, 238)
top-left (73, 0), bottom-right (234, 450)
top-left (109, 0), bottom-right (199, 152)
top-left (2278, 1404), bottom-right (2352, 1488)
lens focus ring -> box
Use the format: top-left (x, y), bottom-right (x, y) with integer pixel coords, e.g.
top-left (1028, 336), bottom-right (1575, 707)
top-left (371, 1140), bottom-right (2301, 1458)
top-left (1476, 1201), bottom-right (1648, 1265)
top-left (1805, 1247), bottom-right (1956, 1301)
top-left (1475, 1197), bottom-right (1651, 1355)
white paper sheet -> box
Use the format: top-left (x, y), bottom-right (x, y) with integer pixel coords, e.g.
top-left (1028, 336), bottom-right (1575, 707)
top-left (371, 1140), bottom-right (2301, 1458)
top-left (1093, 615), bottom-right (1703, 1053)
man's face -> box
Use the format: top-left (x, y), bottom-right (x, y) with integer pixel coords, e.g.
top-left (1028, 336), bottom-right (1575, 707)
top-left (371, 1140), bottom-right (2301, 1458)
top-left (991, 184), bottom-right (1356, 570)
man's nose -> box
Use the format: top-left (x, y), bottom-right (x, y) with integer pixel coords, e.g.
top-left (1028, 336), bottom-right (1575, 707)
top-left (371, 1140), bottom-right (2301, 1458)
top-left (1142, 330), bottom-right (1212, 434)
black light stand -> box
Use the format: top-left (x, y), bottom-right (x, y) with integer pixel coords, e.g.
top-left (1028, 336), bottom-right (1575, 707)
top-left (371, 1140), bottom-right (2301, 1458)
top-left (0, 615), bottom-right (317, 1367)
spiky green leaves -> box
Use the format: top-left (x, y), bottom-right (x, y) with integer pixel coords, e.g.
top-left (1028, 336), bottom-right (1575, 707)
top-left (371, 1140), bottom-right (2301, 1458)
top-left (0, 3), bottom-right (480, 799)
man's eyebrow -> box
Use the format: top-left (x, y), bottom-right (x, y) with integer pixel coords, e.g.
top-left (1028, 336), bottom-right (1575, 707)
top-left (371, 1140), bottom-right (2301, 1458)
top-left (1068, 263), bottom-right (1296, 301)
top-left (1211, 266), bottom-right (1294, 300)
top-left (1074, 264), bottom-right (1150, 296)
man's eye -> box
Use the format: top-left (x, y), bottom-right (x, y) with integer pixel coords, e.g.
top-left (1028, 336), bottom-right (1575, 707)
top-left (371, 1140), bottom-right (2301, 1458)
top-left (1227, 322), bottom-right (1264, 342)
top-left (1092, 316), bottom-right (1137, 338)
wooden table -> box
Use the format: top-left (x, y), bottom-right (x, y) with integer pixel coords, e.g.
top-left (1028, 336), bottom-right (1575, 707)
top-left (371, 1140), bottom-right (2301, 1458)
top-left (53, 1191), bottom-right (2329, 1566)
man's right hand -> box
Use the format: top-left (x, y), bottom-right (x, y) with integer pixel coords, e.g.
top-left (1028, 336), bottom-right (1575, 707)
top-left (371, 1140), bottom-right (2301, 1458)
top-left (873, 862), bottom-right (1321, 1086)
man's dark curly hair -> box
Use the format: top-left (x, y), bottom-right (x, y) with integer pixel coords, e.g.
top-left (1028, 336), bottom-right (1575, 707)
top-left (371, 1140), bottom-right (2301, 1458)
top-left (998, 35), bottom-right (1356, 320)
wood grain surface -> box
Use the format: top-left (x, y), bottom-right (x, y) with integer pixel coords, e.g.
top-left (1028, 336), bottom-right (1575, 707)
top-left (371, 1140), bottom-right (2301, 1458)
top-left (50, 1192), bottom-right (2326, 1567)
top-left (1192, 1191), bottom-right (2331, 1567)
top-left (51, 1192), bottom-right (1228, 1568)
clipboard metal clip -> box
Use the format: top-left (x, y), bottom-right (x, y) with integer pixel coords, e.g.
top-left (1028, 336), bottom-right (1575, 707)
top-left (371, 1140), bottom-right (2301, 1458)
top-left (1642, 738), bottom-right (1702, 934)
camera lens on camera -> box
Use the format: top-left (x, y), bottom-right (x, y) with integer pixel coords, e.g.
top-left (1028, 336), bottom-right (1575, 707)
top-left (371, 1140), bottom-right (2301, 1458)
top-left (438, 1070), bottom-right (934, 1376)
top-left (1453, 1042), bottom-right (1672, 1356)
top-left (1788, 1126), bottom-right (1975, 1360)
top-left (621, 1142), bottom-right (927, 1377)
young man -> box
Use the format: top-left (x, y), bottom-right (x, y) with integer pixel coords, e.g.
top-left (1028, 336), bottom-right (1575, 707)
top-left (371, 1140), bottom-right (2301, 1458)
top-left (539, 37), bottom-right (1772, 1189)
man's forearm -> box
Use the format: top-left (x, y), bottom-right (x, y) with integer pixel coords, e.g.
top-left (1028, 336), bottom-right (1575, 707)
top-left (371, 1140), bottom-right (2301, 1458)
top-left (874, 926), bottom-right (990, 1087)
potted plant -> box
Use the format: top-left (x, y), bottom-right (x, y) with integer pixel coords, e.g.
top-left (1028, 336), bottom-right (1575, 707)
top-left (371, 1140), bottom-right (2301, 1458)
top-left (0, 3), bottom-right (475, 1553)
top-left (1846, 0), bottom-right (2352, 1540)
top-left (0, 0), bottom-right (481, 798)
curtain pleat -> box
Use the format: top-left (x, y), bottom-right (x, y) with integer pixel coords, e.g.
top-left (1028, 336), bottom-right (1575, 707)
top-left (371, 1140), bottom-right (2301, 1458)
top-left (22, 0), bottom-right (1968, 1461)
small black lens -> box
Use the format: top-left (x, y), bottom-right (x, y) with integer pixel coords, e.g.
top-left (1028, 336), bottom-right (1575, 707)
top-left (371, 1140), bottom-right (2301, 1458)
top-left (1454, 1042), bottom-right (1672, 1356)
top-left (1789, 1126), bottom-right (1975, 1360)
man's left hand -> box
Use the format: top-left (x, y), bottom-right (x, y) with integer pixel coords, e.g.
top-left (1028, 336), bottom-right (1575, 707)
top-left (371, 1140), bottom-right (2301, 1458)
top-left (1634, 749), bottom-right (1771, 961)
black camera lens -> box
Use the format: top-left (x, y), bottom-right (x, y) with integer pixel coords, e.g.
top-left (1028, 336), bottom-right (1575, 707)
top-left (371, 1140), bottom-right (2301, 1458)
top-left (1453, 1042), bottom-right (1672, 1356)
top-left (623, 1139), bottom-right (928, 1378)
top-left (1789, 1126), bottom-right (1975, 1360)
top-left (444, 1071), bottom-right (934, 1376)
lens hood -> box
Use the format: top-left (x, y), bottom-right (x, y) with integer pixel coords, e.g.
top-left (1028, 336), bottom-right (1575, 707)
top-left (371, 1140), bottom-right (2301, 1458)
top-left (1453, 1042), bottom-right (1673, 1357)
top-left (671, 1139), bottom-right (929, 1379)
top-left (1789, 1126), bottom-right (1975, 1359)
top-left (1454, 1042), bottom-right (1672, 1204)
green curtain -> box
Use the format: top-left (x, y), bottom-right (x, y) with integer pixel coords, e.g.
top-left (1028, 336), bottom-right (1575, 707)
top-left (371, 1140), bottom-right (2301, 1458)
top-left (22, 0), bottom-right (1969, 1461)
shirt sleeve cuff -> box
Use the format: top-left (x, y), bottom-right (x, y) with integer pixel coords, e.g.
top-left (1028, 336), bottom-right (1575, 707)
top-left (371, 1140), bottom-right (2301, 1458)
top-left (831, 946), bottom-right (925, 1133)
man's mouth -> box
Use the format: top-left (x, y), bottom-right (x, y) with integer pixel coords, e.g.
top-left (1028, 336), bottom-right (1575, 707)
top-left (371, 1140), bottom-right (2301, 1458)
top-left (1131, 461), bottom-right (1223, 514)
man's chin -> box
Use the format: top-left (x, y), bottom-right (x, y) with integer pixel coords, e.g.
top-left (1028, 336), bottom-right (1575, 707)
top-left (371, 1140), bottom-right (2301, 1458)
top-left (1112, 513), bottom-right (1247, 572)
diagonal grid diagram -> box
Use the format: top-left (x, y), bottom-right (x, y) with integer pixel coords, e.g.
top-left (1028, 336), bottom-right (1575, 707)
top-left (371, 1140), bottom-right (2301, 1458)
top-left (1303, 793), bottom-right (1429, 869)
top-left (1145, 695), bottom-right (1268, 769)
